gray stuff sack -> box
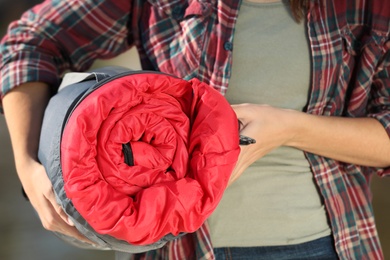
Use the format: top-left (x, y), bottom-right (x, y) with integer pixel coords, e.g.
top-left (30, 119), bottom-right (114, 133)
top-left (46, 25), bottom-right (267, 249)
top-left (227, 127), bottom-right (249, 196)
top-left (38, 67), bottom-right (179, 253)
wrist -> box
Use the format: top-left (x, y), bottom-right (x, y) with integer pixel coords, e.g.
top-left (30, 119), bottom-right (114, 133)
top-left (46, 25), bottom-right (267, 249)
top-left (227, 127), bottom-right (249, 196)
top-left (14, 155), bottom-right (40, 176)
top-left (283, 109), bottom-right (309, 148)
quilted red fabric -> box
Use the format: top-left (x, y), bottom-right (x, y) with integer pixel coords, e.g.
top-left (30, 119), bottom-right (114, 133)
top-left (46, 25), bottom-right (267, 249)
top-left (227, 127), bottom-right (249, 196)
top-left (60, 73), bottom-right (240, 245)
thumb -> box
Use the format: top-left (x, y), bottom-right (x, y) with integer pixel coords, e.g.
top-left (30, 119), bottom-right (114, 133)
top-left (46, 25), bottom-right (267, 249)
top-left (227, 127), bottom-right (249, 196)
top-left (231, 104), bottom-right (251, 130)
top-left (231, 104), bottom-right (245, 119)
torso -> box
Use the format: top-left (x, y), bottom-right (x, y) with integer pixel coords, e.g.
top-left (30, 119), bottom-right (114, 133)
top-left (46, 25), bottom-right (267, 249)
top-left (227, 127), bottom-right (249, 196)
top-left (208, 0), bottom-right (331, 247)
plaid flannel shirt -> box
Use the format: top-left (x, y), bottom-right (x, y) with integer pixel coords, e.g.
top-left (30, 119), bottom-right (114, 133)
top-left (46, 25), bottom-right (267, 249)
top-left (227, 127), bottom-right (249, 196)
top-left (1, 0), bottom-right (390, 259)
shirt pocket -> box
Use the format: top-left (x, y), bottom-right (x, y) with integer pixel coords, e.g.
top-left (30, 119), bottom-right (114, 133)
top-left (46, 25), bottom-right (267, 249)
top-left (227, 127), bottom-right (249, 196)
top-left (340, 26), bottom-right (388, 64)
top-left (140, 0), bottom-right (214, 76)
top-left (147, 0), bottom-right (213, 20)
top-left (376, 39), bottom-right (390, 72)
top-left (340, 27), bottom-right (390, 79)
top-left (339, 26), bottom-right (387, 116)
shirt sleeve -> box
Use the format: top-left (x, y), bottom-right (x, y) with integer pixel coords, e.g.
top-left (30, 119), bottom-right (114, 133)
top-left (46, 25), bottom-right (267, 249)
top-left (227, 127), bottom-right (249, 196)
top-left (0, 0), bottom-right (133, 106)
top-left (369, 40), bottom-right (390, 177)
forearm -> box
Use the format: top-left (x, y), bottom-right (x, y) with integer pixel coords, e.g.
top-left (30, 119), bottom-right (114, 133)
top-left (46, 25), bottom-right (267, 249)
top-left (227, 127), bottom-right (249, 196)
top-left (2, 82), bottom-right (96, 242)
top-left (286, 112), bottom-right (390, 168)
top-left (2, 82), bottom-right (50, 170)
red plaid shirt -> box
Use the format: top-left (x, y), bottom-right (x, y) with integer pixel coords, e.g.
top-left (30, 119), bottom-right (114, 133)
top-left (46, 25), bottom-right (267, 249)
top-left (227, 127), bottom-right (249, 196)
top-left (1, 0), bottom-right (390, 259)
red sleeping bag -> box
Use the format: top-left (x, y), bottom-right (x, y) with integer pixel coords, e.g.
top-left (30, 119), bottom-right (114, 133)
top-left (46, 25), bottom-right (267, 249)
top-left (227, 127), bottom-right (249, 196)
top-left (59, 71), bottom-right (240, 245)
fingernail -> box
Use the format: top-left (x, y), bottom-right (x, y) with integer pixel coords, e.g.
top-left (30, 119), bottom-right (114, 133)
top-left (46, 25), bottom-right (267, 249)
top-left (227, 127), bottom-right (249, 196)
top-left (68, 217), bottom-right (75, 226)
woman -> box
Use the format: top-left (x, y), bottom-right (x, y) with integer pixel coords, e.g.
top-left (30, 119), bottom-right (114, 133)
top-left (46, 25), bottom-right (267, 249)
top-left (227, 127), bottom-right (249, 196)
top-left (1, 0), bottom-right (389, 259)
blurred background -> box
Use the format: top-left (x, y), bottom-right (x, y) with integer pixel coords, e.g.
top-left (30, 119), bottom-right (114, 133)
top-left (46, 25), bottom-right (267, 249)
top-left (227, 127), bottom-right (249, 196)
top-left (0, 1), bottom-right (389, 260)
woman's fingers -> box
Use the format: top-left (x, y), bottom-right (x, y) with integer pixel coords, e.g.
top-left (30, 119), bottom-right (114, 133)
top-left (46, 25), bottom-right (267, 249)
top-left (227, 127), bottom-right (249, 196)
top-left (41, 199), bottom-right (93, 244)
top-left (228, 103), bottom-right (299, 185)
top-left (20, 160), bottom-right (95, 245)
top-left (231, 104), bottom-right (249, 126)
top-left (44, 182), bottom-right (74, 226)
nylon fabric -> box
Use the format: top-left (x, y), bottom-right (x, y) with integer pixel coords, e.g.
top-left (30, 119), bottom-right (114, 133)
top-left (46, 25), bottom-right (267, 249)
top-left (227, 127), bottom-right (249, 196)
top-left (59, 71), bottom-right (240, 246)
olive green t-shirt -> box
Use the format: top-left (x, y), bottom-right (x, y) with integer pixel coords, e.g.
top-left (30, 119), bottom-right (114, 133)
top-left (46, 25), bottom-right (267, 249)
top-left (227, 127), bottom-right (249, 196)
top-left (208, 0), bottom-right (331, 247)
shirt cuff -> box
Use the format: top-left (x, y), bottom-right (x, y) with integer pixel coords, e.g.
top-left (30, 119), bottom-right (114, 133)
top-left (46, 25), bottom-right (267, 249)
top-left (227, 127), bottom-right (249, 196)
top-left (0, 54), bottom-right (61, 112)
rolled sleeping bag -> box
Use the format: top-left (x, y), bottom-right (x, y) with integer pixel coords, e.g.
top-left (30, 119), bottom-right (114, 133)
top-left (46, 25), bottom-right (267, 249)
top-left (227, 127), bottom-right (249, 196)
top-left (38, 67), bottom-right (240, 253)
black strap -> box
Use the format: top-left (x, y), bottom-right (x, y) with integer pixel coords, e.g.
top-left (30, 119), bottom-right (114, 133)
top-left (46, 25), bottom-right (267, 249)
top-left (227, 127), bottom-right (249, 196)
top-left (122, 142), bottom-right (135, 166)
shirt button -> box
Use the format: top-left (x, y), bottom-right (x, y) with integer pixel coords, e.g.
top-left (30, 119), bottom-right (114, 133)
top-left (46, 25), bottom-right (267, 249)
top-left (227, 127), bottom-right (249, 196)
top-left (200, 3), bottom-right (212, 16)
top-left (224, 41), bottom-right (233, 51)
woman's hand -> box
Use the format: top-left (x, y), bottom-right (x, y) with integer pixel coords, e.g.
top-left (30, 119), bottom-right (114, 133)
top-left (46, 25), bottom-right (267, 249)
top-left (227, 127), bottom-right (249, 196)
top-left (227, 102), bottom-right (390, 185)
top-left (3, 82), bottom-right (94, 245)
top-left (228, 104), bottom-right (297, 184)
top-left (18, 159), bottom-right (94, 244)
